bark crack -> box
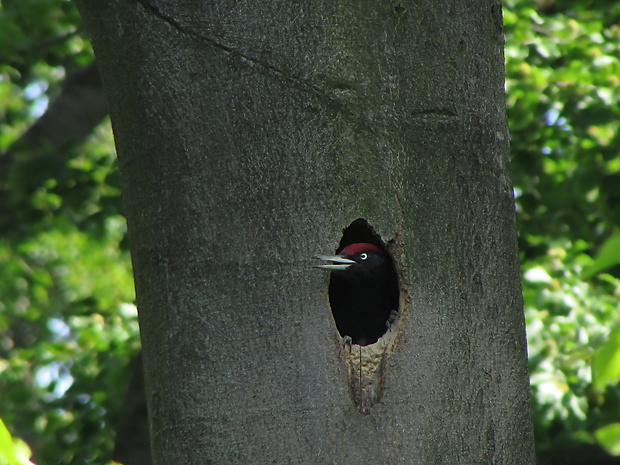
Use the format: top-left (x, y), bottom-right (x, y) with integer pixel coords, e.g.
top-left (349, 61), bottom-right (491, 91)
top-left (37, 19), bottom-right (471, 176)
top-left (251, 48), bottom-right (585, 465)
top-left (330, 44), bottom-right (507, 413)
top-left (138, 0), bottom-right (226, 54)
top-left (139, 0), bottom-right (355, 117)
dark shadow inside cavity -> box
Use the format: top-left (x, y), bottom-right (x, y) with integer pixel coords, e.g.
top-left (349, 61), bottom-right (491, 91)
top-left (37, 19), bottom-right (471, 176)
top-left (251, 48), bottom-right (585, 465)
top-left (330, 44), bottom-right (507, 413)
top-left (328, 218), bottom-right (400, 346)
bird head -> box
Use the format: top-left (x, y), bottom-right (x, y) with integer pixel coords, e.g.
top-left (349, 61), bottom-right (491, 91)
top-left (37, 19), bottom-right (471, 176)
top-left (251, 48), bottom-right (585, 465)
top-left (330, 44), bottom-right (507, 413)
top-left (313, 243), bottom-right (386, 278)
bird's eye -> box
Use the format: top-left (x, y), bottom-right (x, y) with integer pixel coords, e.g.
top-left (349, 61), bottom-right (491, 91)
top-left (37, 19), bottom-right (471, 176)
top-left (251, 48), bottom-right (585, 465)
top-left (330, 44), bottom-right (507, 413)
top-left (360, 253), bottom-right (368, 260)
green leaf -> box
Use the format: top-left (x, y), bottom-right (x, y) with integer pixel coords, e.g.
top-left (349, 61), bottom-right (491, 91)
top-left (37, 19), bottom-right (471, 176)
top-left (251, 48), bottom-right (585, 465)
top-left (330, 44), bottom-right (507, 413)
top-left (13, 439), bottom-right (34, 465)
top-left (0, 418), bottom-right (18, 465)
top-left (583, 234), bottom-right (620, 279)
top-left (595, 423), bottom-right (620, 456)
top-left (592, 325), bottom-right (620, 390)
top-left (0, 418), bottom-right (33, 465)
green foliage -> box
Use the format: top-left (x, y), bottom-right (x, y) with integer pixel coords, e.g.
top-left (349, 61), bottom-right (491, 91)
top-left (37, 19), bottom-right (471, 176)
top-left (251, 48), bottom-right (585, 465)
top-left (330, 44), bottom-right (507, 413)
top-left (505, 0), bottom-right (620, 454)
top-left (0, 0), bottom-right (90, 144)
top-left (592, 324), bottom-right (620, 391)
top-left (505, 0), bottom-right (620, 255)
top-left (583, 233), bottom-right (620, 279)
top-left (0, 1), bottom-right (139, 463)
top-left (595, 422), bottom-right (620, 455)
top-left (0, 418), bottom-right (34, 465)
top-left (0, 215), bottom-right (139, 463)
top-left (522, 244), bottom-right (620, 448)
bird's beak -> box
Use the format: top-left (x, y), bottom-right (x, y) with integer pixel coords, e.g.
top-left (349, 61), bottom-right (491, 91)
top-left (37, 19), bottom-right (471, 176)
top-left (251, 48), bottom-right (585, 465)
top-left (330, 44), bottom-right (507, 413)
top-left (313, 254), bottom-right (356, 271)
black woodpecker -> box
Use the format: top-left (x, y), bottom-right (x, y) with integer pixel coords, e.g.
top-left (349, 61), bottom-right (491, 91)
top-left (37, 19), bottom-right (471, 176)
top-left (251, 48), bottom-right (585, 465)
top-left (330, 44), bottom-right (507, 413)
top-left (314, 243), bottom-right (399, 346)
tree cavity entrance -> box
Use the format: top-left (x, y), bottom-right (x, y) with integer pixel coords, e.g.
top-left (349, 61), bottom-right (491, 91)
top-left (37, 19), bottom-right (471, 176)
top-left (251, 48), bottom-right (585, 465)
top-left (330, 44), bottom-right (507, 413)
top-left (317, 218), bottom-right (405, 414)
top-left (326, 218), bottom-right (400, 346)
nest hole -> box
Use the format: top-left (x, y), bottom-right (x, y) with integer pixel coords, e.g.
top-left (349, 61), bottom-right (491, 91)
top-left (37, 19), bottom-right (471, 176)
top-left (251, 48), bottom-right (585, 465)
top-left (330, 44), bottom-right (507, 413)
top-left (328, 218), bottom-right (400, 346)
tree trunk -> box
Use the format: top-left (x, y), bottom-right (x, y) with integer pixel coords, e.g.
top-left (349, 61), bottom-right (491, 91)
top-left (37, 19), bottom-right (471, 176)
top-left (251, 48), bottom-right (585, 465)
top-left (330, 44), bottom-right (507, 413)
top-left (77, 0), bottom-right (536, 463)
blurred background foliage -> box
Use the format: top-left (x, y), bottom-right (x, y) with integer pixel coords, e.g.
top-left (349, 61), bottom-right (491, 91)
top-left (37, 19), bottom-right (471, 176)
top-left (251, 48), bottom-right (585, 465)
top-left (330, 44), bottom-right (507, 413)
top-left (0, 0), bottom-right (619, 463)
top-left (0, 1), bottom-right (139, 463)
top-left (504, 0), bottom-right (620, 458)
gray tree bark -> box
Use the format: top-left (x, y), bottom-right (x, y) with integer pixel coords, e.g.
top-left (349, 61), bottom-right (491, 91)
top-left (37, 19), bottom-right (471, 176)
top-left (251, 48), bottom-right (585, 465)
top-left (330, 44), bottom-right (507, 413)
top-left (77, 0), bottom-right (536, 463)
